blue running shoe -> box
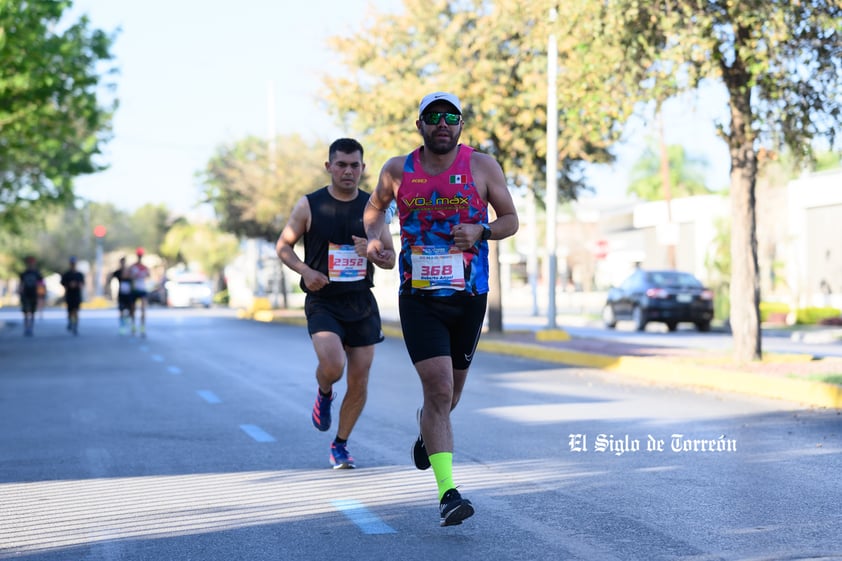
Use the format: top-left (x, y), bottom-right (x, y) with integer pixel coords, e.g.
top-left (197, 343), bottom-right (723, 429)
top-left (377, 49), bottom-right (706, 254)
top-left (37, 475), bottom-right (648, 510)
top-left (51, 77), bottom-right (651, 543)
top-left (311, 391), bottom-right (334, 431)
top-left (330, 441), bottom-right (355, 469)
top-left (439, 488), bottom-right (474, 526)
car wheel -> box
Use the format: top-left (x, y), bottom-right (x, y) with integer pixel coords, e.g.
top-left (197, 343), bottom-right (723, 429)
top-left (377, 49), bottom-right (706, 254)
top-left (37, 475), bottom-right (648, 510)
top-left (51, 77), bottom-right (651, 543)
top-left (666, 321), bottom-right (678, 332)
top-left (632, 306), bottom-right (647, 331)
top-left (695, 320), bottom-right (711, 332)
top-left (602, 305), bottom-right (617, 329)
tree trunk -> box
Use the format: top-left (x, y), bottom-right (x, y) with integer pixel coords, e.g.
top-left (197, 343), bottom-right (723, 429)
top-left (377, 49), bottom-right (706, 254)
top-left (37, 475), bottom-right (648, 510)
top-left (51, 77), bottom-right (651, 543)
top-left (724, 57), bottom-right (762, 362)
top-left (729, 160), bottom-right (762, 362)
top-left (487, 239), bottom-right (503, 332)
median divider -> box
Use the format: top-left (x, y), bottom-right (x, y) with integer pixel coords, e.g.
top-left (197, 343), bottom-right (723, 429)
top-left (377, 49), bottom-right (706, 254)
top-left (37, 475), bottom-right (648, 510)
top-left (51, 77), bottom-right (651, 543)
top-left (255, 309), bottom-right (842, 410)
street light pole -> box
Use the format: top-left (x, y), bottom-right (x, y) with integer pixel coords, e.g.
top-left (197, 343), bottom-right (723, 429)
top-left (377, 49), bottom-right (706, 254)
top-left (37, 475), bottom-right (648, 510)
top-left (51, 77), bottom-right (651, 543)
top-left (93, 225), bottom-right (107, 296)
top-left (546, 5), bottom-right (559, 329)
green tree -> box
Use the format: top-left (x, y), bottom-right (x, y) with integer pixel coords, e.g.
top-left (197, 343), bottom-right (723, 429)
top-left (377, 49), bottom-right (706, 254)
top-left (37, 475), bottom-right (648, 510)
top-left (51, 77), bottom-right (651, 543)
top-left (199, 134), bottom-right (327, 241)
top-left (0, 0), bottom-right (118, 231)
top-left (0, 199), bottom-right (177, 282)
top-left (160, 222), bottom-right (239, 286)
top-left (321, 1), bottom-right (639, 330)
top-left (705, 215), bottom-right (731, 322)
top-left (814, 150), bottom-right (841, 172)
top-left (610, 0), bottom-right (841, 362)
top-left (1, 201), bottom-right (105, 275)
top-left (323, 0), bottom-right (634, 198)
top-left (129, 203), bottom-right (173, 254)
top-left (627, 143), bottom-right (711, 201)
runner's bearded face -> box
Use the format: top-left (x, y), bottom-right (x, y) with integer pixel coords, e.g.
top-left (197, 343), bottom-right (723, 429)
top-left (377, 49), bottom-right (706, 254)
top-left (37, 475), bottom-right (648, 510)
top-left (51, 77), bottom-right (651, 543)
top-left (418, 105), bottom-right (462, 155)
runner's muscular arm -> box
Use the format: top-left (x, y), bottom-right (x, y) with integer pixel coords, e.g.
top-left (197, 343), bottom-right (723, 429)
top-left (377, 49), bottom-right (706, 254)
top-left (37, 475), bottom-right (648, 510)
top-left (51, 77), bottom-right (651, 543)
top-left (352, 224), bottom-right (395, 269)
top-left (375, 223), bottom-right (396, 269)
top-left (275, 195), bottom-right (329, 291)
top-left (364, 157), bottom-right (401, 266)
top-left (454, 152), bottom-right (519, 247)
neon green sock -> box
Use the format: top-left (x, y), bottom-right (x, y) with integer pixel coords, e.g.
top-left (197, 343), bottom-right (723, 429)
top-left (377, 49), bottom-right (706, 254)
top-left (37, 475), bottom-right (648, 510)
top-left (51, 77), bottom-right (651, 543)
top-left (429, 452), bottom-right (455, 500)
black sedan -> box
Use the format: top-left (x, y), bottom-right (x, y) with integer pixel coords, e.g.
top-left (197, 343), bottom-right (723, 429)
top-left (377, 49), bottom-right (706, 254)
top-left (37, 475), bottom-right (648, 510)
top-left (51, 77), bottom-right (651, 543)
top-left (602, 269), bottom-right (714, 332)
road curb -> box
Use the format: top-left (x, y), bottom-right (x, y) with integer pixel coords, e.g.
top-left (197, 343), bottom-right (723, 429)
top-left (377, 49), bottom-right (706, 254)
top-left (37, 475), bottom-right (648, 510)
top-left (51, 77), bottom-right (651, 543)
top-left (259, 312), bottom-right (842, 410)
top-left (477, 338), bottom-right (842, 410)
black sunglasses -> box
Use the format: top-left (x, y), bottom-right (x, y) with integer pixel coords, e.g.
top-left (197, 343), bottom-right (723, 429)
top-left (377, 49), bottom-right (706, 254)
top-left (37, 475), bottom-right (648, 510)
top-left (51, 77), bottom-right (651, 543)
top-left (421, 112), bottom-right (461, 126)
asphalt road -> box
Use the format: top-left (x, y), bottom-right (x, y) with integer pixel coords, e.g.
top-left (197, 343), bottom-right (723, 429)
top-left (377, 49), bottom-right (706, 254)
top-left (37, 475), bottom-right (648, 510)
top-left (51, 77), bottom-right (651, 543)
top-left (1, 308), bottom-right (840, 560)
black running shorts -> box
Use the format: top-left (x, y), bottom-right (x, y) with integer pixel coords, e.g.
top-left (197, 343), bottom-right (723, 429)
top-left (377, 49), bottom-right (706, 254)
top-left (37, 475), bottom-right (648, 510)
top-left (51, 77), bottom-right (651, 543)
top-left (118, 294), bottom-right (133, 311)
top-left (399, 292), bottom-right (487, 369)
top-left (304, 290), bottom-right (384, 348)
top-left (65, 295), bottom-right (82, 311)
top-left (20, 296), bottom-right (38, 314)
top-left (132, 289), bottom-right (148, 301)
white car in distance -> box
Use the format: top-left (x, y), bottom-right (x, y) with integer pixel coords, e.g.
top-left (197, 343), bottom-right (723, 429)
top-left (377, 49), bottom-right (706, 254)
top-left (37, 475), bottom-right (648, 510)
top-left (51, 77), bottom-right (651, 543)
top-left (165, 274), bottom-right (213, 308)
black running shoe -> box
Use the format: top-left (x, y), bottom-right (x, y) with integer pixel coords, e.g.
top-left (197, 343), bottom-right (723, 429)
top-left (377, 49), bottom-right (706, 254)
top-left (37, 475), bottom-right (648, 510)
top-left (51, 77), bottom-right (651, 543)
top-left (439, 488), bottom-right (474, 527)
top-left (412, 408), bottom-right (431, 470)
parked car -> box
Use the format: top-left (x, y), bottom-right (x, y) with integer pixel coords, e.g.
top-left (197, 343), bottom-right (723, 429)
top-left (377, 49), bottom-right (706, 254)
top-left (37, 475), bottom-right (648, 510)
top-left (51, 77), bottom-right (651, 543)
top-left (602, 269), bottom-right (714, 332)
top-left (165, 274), bottom-right (213, 308)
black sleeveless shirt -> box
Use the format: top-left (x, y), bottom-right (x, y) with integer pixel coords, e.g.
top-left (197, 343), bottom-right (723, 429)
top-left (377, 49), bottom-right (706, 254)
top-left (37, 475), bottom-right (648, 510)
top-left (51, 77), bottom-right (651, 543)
top-left (301, 186), bottom-right (374, 296)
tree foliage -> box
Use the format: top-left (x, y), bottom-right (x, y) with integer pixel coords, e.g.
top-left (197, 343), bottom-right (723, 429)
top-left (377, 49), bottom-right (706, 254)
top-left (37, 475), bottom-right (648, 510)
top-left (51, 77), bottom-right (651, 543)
top-left (160, 222), bottom-right (239, 285)
top-left (609, 0), bottom-right (841, 362)
top-left (199, 134), bottom-right (328, 241)
top-left (0, 200), bottom-right (177, 279)
top-left (704, 215), bottom-right (731, 320)
top-left (321, 0), bottom-right (639, 201)
top-left (128, 203), bottom-right (172, 255)
top-left (627, 143), bottom-right (711, 200)
top-left (814, 150), bottom-right (842, 172)
top-left (0, 0), bottom-right (118, 231)
top-left (320, 0), bottom-right (647, 331)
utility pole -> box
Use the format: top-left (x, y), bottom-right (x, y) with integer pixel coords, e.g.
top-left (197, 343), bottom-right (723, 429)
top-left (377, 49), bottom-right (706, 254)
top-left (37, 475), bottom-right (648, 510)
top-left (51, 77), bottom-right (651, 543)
top-left (93, 225), bottom-right (106, 296)
top-left (658, 111), bottom-right (677, 269)
top-left (255, 81), bottom-right (279, 300)
top-left (545, 5), bottom-right (559, 329)
top-left (527, 185), bottom-right (540, 316)
top-left (266, 80), bottom-right (288, 308)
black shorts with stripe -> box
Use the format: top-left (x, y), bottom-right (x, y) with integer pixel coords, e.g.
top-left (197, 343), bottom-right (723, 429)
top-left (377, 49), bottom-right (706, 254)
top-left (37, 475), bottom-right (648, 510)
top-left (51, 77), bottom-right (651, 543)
top-left (304, 290), bottom-right (384, 348)
top-left (399, 292), bottom-right (487, 369)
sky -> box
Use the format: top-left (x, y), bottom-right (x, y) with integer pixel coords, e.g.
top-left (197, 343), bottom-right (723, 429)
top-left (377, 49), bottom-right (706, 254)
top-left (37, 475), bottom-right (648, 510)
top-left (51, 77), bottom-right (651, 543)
top-left (68, 0), bottom-right (732, 217)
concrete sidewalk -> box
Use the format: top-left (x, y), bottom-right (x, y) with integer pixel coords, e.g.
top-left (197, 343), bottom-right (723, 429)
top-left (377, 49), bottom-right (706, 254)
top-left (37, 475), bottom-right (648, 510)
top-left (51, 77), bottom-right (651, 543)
top-left (475, 324), bottom-right (842, 411)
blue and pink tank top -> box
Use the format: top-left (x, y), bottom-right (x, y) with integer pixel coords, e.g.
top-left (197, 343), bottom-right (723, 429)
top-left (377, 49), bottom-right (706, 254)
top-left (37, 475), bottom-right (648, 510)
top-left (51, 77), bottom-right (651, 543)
top-left (396, 144), bottom-right (489, 296)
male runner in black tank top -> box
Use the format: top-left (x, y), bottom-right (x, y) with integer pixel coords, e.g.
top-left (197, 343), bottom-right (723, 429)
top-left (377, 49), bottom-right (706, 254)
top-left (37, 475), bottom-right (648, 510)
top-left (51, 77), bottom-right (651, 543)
top-left (276, 138), bottom-right (396, 469)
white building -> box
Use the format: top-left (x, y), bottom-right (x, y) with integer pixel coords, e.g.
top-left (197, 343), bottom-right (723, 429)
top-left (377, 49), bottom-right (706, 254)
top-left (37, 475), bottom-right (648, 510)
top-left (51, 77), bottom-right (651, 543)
top-left (785, 169), bottom-right (842, 310)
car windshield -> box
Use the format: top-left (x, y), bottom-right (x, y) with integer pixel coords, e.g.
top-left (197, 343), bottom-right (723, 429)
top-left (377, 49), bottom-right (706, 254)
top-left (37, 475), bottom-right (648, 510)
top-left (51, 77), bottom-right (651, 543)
top-left (646, 272), bottom-right (702, 288)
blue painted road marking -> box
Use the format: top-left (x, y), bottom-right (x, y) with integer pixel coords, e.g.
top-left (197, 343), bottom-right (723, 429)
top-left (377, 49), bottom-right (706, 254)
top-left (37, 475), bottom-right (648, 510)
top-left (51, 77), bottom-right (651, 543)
top-left (239, 424), bottom-right (275, 442)
top-left (332, 499), bottom-right (397, 534)
top-left (197, 390), bottom-right (221, 404)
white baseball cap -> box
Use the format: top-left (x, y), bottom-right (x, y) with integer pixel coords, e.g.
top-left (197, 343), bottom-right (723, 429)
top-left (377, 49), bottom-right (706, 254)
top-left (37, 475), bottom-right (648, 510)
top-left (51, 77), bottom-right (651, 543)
top-left (418, 91), bottom-right (462, 117)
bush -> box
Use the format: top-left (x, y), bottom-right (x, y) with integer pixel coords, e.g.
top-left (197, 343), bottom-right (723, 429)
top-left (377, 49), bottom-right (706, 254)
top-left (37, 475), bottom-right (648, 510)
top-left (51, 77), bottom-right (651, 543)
top-left (713, 285), bottom-right (730, 321)
top-left (213, 289), bottom-right (229, 305)
top-left (796, 306), bottom-right (841, 325)
top-left (759, 301), bottom-right (790, 322)
top-left (758, 303), bottom-right (841, 325)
